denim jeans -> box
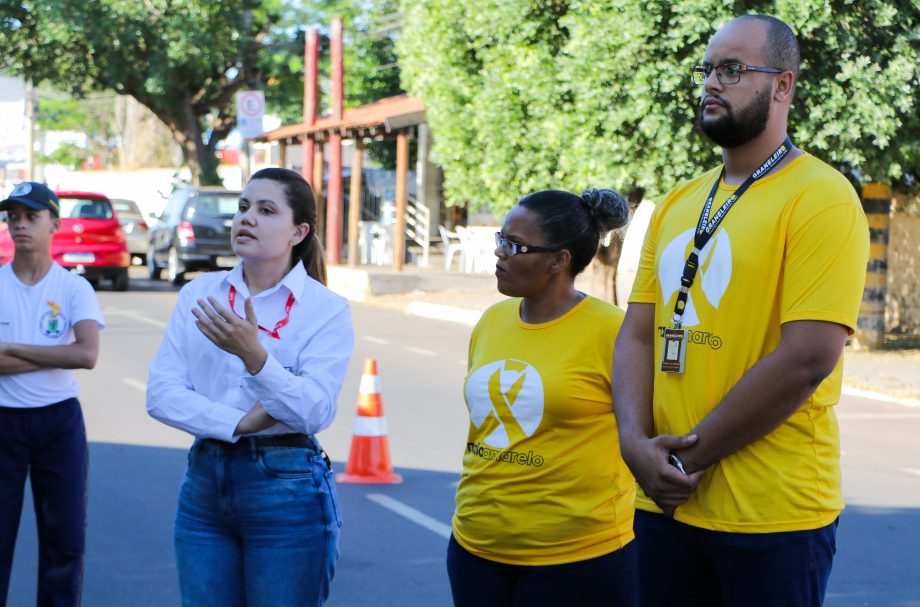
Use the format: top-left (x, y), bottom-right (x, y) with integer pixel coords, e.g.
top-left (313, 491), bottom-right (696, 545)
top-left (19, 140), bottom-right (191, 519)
top-left (634, 510), bottom-right (838, 607)
top-left (174, 437), bottom-right (342, 607)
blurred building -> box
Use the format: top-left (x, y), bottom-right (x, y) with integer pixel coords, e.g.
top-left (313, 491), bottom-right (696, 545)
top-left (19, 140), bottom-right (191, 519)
top-left (0, 74), bottom-right (29, 189)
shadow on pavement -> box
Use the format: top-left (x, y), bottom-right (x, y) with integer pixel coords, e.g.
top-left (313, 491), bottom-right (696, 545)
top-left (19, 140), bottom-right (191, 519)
top-left (10, 442), bottom-right (186, 606)
top-left (9, 443), bottom-right (918, 606)
top-left (10, 443), bottom-right (460, 607)
top-left (329, 466), bottom-right (459, 607)
top-left (828, 505), bottom-right (920, 606)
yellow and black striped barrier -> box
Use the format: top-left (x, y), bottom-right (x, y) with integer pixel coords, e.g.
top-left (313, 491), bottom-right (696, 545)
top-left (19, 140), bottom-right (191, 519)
top-left (853, 183), bottom-right (892, 350)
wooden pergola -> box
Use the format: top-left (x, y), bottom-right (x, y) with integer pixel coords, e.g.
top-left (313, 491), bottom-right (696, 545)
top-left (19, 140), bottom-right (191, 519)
top-left (258, 95), bottom-right (427, 271)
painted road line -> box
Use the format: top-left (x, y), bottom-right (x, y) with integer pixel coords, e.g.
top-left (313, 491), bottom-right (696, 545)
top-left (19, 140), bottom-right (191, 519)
top-left (405, 301), bottom-right (482, 327)
top-left (122, 378), bottom-right (147, 392)
top-left (104, 308), bottom-right (168, 329)
top-left (366, 494), bottom-right (452, 539)
top-left (900, 468), bottom-right (920, 477)
top-left (363, 336), bottom-right (388, 345)
top-left (842, 386), bottom-right (920, 408)
top-left (405, 346), bottom-right (437, 357)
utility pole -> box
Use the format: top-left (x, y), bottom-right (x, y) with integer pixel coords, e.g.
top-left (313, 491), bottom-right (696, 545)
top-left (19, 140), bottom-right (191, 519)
top-left (24, 80), bottom-right (36, 181)
top-left (326, 17), bottom-right (345, 264)
top-left (303, 28), bottom-right (319, 186)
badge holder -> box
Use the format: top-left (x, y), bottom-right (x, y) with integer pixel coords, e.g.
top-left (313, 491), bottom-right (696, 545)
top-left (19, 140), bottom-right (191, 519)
top-left (660, 327), bottom-right (687, 374)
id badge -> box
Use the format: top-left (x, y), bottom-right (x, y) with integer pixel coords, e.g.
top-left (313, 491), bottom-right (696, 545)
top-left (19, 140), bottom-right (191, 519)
top-left (660, 328), bottom-right (687, 374)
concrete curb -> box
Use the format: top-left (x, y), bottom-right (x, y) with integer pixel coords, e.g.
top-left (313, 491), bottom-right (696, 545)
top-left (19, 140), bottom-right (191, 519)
top-left (401, 301), bottom-right (920, 408)
top-left (405, 302), bottom-right (482, 327)
top-left (841, 386), bottom-right (920, 408)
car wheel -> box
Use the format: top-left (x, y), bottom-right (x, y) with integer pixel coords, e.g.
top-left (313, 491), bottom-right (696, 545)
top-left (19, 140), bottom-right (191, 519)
top-left (167, 247), bottom-right (185, 286)
top-left (147, 246), bottom-right (162, 280)
top-left (113, 269), bottom-right (129, 291)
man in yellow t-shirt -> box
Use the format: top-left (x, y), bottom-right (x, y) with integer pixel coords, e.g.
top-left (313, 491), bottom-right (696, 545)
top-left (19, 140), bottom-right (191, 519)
top-left (613, 15), bottom-right (869, 607)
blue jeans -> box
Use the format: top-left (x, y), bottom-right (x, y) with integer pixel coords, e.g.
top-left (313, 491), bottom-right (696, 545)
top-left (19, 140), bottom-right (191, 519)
top-left (447, 534), bottom-right (638, 607)
top-left (634, 510), bottom-right (838, 607)
top-left (0, 399), bottom-right (87, 607)
top-left (174, 437), bottom-right (342, 607)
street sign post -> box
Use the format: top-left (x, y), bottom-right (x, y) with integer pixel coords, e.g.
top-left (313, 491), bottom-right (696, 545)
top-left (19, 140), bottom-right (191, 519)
top-left (236, 90), bottom-right (265, 139)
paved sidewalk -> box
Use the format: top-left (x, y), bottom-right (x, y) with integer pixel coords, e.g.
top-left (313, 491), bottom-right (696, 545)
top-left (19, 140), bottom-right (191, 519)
top-left (360, 274), bottom-right (920, 406)
top-left (840, 349), bottom-right (920, 405)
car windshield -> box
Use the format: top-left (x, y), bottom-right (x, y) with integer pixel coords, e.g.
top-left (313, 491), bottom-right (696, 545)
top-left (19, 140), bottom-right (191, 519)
top-left (186, 194), bottom-right (240, 219)
top-left (59, 198), bottom-right (114, 220)
top-left (112, 199), bottom-right (141, 215)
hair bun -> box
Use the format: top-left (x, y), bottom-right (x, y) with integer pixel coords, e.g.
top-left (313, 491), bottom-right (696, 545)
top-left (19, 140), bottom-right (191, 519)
top-left (580, 188), bottom-right (629, 232)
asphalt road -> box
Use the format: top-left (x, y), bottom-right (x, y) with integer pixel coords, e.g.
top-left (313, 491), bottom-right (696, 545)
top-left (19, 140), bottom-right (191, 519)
top-left (8, 269), bottom-right (920, 606)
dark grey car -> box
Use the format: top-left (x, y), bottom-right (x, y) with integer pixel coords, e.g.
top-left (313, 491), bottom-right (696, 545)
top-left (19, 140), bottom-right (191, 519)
top-left (147, 187), bottom-right (240, 285)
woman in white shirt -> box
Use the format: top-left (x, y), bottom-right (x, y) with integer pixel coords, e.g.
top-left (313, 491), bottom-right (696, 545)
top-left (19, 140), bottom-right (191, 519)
top-left (147, 167), bottom-right (354, 607)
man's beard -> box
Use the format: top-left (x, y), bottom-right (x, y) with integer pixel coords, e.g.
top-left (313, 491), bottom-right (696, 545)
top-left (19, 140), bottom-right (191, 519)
top-left (698, 87), bottom-right (771, 148)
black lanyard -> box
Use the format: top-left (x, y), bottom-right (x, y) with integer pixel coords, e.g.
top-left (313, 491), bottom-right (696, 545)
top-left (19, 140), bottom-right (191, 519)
top-left (671, 137), bottom-right (793, 328)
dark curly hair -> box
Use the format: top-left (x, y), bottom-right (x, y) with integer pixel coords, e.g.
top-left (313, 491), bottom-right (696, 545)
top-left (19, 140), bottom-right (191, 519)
top-left (517, 188), bottom-right (629, 276)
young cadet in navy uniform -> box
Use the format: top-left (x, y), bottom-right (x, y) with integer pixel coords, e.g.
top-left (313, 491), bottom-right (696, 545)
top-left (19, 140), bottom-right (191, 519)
top-left (0, 182), bottom-right (104, 606)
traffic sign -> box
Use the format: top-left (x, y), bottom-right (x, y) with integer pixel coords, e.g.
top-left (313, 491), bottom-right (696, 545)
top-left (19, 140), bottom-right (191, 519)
top-left (236, 90), bottom-right (265, 139)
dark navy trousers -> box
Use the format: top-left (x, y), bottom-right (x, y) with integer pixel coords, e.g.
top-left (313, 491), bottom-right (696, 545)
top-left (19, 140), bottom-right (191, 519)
top-left (0, 398), bottom-right (88, 607)
top-left (447, 534), bottom-right (638, 606)
top-left (635, 509), bottom-right (837, 607)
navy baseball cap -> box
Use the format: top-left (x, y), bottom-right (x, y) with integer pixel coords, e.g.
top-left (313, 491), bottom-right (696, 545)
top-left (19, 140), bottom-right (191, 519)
top-left (0, 182), bottom-right (60, 217)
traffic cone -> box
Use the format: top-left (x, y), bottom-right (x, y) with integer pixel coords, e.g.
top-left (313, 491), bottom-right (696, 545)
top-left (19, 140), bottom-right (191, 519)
top-left (336, 358), bottom-right (403, 484)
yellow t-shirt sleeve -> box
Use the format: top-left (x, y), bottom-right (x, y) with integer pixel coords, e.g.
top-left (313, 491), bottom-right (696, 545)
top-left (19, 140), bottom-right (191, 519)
top-left (781, 199), bottom-right (869, 333)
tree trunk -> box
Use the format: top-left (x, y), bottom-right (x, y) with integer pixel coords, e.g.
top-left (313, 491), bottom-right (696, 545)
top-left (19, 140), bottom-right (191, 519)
top-left (188, 139), bottom-right (221, 186)
top-left (145, 96), bottom-right (223, 186)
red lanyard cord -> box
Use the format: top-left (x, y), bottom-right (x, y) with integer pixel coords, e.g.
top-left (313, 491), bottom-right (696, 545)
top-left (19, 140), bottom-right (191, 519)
top-left (228, 285), bottom-right (295, 339)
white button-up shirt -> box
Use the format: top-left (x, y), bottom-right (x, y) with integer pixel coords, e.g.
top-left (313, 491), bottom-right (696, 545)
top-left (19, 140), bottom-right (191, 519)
top-left (147, 263), bottom-right (354, 441)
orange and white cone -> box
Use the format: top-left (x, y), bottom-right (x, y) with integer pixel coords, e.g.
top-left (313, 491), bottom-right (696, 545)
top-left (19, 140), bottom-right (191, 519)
top-left (336, 358), bottom-right (403, 484)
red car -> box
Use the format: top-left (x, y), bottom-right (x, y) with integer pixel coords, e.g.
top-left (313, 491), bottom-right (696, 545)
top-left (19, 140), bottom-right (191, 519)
top-left (0, 190), bottom-right (130, 290)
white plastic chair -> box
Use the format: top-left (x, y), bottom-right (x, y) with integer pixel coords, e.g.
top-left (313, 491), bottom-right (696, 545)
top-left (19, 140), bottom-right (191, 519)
top-left (369, 224), bottom-right (392, 265)
top-left (467, 227), bottom-right (498, 273)
top-left (455, 226), bottom-right (478, 273)
top-left (439, 224), bottom-right (464, 271)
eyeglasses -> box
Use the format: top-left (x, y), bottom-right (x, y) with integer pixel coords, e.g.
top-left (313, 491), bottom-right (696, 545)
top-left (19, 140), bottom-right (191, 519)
top-left (691, 63), bottom-right (783, 85)
top-left (495, 232), bottom-right (561, 256)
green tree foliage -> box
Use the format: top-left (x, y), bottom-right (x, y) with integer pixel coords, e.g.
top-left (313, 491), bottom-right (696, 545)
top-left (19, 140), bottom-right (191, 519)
top-left (0, 0), bottom-right (406, 182)
top-left (36, 92), bottom-right (119, 167)
top-left (334, 0), bottom-right (403, 110)
top-left (399, 0), bottom-right (919, 214)
top-left (37, 143), bottom-right (88, 171)
top-left (310, 0), bottom-right (406, 167)
top-left (281, 0), bottom-right (402, 118)
top-left (0, 0), bottom-right (328, 185)
top-left (255, 1), bottom-right (403, 127)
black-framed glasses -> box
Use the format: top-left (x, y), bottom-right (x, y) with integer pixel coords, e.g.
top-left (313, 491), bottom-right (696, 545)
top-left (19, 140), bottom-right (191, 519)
top-left (691, 63), bottom-right (783, 85)
top-left (495, 232), bottom-right (561, 256)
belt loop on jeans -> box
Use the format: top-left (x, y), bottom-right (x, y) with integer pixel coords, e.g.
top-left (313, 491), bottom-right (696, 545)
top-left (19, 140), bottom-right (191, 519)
top-left (309, 435), bottom-right (332, 470)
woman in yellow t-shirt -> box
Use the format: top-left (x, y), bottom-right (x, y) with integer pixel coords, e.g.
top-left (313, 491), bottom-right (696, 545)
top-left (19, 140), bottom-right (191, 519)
top-left (449, 189), bottom-right (637, 606)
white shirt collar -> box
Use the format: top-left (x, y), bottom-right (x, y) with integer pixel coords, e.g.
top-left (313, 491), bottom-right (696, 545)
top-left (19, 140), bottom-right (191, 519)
top-left (224, 261), bottom-right (308, 303)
